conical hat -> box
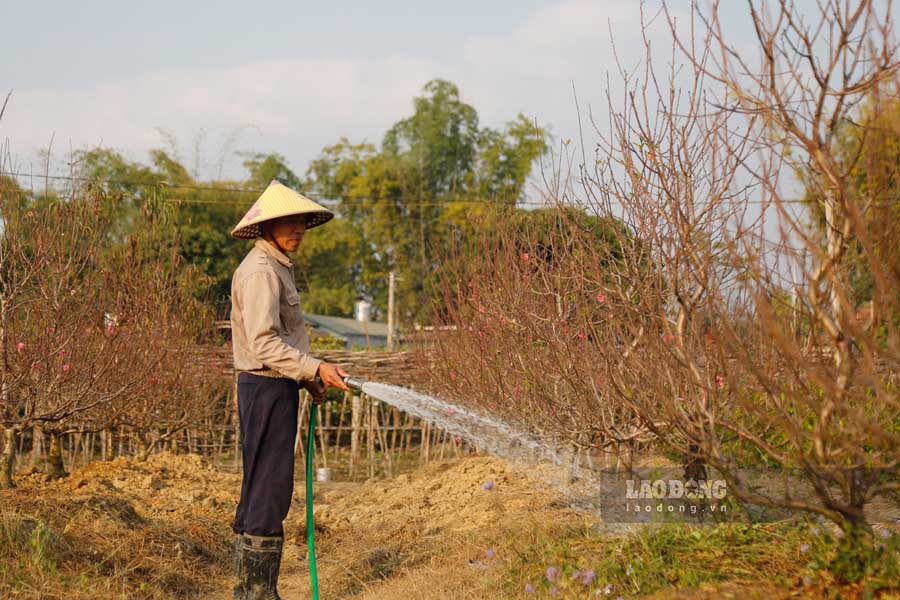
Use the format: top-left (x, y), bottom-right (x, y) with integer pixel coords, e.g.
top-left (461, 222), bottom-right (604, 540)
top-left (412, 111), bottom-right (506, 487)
top-left (230, 180), bottom-right (334, 239)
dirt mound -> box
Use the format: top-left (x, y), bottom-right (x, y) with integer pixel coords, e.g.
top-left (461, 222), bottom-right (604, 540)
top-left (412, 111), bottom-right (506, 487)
top-left (17, 452), bottom-right (242, 518)
top-left (311, 456), bottom-right (559, 536)
top-left (4, 452), bottom-right (238, 599)
top-left (266, 456), bottom-right (586, 599)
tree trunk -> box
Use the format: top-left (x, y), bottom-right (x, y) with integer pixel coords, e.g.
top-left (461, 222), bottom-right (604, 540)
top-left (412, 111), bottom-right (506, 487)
top-left (136, 432), bottom-right (153, 461)
top-left (1, 427), bottom-right (17, 489)
top-left (30, 424), bottom-right (44, 469)
top-left (47, 430), bottom-right (66, 480)
top-left (833, 510), bottom-right (875, 583)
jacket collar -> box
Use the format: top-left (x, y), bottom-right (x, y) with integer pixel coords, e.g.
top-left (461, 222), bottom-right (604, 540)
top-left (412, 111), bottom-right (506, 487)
top-left (255, 238), bottom-right (294, 268)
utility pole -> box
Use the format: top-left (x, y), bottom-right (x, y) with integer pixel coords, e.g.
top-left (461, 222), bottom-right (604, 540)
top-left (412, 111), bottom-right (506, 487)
top-left (387, 271), bottom-right (396, 350)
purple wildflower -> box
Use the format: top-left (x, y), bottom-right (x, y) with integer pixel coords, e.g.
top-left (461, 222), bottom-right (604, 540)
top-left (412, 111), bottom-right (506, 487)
top-left (574, 568), bottom-right (595, 586)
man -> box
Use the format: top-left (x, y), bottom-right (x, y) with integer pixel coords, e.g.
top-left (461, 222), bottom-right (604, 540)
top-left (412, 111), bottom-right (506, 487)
top-left (229, 179), bottom-right (349, 599)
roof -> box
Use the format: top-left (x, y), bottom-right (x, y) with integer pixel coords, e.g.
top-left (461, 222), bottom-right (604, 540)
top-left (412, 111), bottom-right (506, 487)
top-left (304, 313), bottom-right (389, 339)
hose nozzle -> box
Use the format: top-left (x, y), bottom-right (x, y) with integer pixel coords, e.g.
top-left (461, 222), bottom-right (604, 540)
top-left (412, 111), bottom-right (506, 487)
top-left (343, 376), bottom-right (366, 391)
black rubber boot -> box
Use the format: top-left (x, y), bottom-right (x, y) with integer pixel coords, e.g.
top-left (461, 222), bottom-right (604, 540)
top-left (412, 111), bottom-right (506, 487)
top-left (241, 533), bottom-right (284, 600)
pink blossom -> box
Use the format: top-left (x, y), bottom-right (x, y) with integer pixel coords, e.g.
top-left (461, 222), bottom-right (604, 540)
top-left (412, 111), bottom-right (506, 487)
top-left (715, 375), bottom-right (725, 389)
top-left (576, 332), bottom-right (587, 340)
top-left (447, 407), bottom-right (455, 416)
top-left (47, 326), bottom-right (54, 334)
top-left (69, 288), bottom-right (77, 296)
top-left (62, 364), bottom-right (70, 373)
top-left (596, 292), bottom-right (606, 303)
top-left (59, 349), bottom-right (66, 357)
top-left (106, 324), bottom-right (116, 335)
top-left (16, 342), bottom-right (25, 352)
top-left (454, 436), bottom-right (462, 444)
top-left (662, 333), bottom-right (676, 344)
top-left (521, 252), bottom-right (529, 261)
top-left (489, 402), bottom-right (497, 410)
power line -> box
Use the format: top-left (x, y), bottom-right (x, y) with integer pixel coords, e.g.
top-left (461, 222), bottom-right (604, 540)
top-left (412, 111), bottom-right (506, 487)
top-left (1, 170), bottom-right (552, 207)
top-left (4, 169), bottom-right (829, 208)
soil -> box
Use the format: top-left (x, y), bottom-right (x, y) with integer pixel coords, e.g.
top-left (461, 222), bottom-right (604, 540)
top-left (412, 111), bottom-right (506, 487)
top-left (5, 453), bottom-right (895, 599)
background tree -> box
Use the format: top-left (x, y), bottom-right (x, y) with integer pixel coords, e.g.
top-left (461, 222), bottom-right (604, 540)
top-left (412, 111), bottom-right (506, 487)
top-left (305, 78), bottom-right (549, 321)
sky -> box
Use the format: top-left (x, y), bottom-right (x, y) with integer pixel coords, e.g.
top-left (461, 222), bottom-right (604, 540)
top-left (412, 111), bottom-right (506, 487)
top-left (0, 0), bottom-right (889, 190)
top-left (0, 0), bottom-right (748, 184)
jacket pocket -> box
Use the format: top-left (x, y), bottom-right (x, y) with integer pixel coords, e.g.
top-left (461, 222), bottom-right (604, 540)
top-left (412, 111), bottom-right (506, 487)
top-left (282, 290), bottom-right (303, 332)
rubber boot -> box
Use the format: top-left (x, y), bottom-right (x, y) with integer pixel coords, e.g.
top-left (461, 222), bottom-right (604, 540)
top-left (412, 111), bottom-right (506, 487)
top-left (233, 533), bottom-right (246, 600)
top-left (241, 533), bottom-right (284, 600)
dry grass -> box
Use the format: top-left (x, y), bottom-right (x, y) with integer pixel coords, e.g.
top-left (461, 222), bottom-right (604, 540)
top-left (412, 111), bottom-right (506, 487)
top-left (0, 453), bottom-right (234, 599)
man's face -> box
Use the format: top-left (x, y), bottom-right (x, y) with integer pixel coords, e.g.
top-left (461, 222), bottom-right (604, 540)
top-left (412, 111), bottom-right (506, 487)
top-left (265, 215), bottom-right (307, 253)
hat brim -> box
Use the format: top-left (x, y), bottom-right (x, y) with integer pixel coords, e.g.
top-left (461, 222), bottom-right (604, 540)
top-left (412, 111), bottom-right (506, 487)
top-left (231, 210), bottom-right (334, 239)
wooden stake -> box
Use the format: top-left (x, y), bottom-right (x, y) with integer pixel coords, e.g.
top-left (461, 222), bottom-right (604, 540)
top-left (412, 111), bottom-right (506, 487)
top-left (331, 391), bottom-right (349, 466)
top-left (316, 404), bottom-right (328, 470)
top-left (350, 394), bottom-right (361, 477)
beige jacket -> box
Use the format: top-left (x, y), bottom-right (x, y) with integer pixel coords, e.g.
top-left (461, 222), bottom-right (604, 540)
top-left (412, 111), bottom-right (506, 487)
top-left (231, 239), bottom-right (322, 381)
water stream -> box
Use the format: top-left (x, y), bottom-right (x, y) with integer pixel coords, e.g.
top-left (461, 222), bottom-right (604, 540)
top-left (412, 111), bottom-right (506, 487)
top-left (356, 383), bottom-right (900, 531)
top-left (359, 382), bottom-right (610, 513)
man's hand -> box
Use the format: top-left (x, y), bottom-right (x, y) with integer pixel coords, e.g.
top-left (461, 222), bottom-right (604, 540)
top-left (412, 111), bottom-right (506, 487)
top-left (303, 378), bottom-right (326, 404)
top-left (317, 361), bottom-right (350, 391)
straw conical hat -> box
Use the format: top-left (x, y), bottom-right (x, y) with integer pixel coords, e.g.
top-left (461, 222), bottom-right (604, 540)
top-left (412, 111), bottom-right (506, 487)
top-left (230, 180), bottom-right (334, 239)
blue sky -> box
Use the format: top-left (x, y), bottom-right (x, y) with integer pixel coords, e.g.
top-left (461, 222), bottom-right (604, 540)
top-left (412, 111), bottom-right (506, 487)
top-left (0, 0), bottom-right (880, 187)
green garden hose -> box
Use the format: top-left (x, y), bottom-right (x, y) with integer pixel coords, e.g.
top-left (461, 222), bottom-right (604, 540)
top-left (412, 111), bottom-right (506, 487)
top-left (305, 404), bottom-right (320, 599)
top-left (304, 377), bottom-right (363, 599)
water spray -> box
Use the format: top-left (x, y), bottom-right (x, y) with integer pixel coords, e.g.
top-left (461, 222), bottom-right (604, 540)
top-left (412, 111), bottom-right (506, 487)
top-left (304, 372), bottom-right (605, 599)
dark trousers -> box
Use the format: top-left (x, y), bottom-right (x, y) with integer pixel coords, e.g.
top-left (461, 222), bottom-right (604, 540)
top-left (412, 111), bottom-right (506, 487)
top-left (232, 372), bottom-right (300, 537)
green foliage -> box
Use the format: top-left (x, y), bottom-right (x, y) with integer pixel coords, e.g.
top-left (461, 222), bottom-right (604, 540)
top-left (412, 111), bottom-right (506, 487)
top-left (293, 216), bottom-right (371, 317)
top-left (501, 519), bottom-right (814, 597)
top-left (477, 114), bottom-right (547, 201)
top-left (242, 152), bottom-right (302, 190)
top-left (28, 521), bottom-right (58, 573)
top-left (55, 79), bottom-right (548, 321)
top-left (828, 523), bottom-right (900, 587)
top-left (305, 78), bottom-right (549, 320)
